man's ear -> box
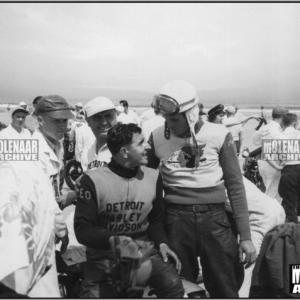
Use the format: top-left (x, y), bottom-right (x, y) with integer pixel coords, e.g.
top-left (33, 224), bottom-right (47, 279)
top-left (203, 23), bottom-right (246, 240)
top-left (37, 115), bottom-right (44, 126)
top-left (120, 147), bottom-right (128, 158)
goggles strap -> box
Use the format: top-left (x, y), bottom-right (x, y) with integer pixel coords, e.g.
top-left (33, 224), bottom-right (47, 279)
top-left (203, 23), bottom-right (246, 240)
top-left (192, 134), bottom-right (200, 168)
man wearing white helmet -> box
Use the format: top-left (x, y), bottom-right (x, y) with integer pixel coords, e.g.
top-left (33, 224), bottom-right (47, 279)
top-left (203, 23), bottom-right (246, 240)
top-left (80, 97), bottom-right (117, 172)
top-left (146, 80), bottom-right (256, 298)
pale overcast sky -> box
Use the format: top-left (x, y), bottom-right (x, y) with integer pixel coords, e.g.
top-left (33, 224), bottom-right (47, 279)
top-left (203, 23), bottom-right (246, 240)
top-left (0, 3), bottom-right (299, 105)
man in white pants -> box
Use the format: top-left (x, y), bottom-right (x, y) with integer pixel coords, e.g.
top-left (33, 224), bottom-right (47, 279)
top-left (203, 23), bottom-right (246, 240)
top-left (252, 106), bottom-right (288, 203)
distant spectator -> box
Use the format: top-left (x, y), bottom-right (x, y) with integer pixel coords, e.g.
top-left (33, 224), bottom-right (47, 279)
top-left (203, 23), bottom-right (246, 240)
top-left (252, 106), bottom-right (289, 202)
top-left (223, 106), bottom-right (243, 156)
top-left (232, 103), bottom-right (246, 125)
top-left (142, 109), bottom-right (165, 142)
top-left (19, 101), bottom-right (28, 110)
top-left (116, 105), bottom-right (134, 124)
top-left (0, 106), bottom-right (30, 139)
top-left (75, 102), bottom-right (83, 113)
top-left (267, 113), bottom-right (300, 223)
top-left (24, 96), bottom-right (43, 134)
top-left (119, 100), bottom-right (140, 125)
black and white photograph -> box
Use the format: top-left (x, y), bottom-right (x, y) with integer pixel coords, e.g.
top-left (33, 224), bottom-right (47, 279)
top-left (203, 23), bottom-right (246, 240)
top-left (0, 2), bottom-right (300, 298)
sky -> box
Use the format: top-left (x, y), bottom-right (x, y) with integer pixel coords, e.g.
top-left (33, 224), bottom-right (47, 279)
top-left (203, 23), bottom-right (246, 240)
top-left (0, 3), bottom-right (299, 107)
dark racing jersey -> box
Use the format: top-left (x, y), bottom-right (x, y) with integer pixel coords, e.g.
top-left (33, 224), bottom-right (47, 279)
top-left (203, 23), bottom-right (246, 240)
top-left (74, 158), bottom-right (169, 251)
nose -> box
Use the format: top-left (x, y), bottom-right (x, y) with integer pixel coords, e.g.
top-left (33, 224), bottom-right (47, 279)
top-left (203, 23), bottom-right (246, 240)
top-left (99, 118), bottom-right (108, 125)
top-left (144, 142), bottom-right (151, 150)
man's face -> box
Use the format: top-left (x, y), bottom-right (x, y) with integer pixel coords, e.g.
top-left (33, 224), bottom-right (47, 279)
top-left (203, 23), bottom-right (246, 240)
top-left (75, 106), bottom-right (82, 112)
top-left (164, 113), bottom-right (189, 136)
top-left (124, 133), bottom-right (150, 167)
top-left (12, 112), bottom-right (27, 129)
top-left (39, 114), bottom-right (68, 141)
top-left (87, 109), bottom-right (117, 139)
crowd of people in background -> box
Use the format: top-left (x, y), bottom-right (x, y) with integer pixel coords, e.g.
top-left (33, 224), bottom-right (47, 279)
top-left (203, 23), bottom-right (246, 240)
top-left (0, 80), bottom-right (299, 298)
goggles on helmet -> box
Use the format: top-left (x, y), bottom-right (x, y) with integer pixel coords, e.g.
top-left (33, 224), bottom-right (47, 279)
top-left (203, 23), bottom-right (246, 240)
top-left (153, 95), bottom-right (179, 115)
top-left (154, 94), bottom-right (196, 115)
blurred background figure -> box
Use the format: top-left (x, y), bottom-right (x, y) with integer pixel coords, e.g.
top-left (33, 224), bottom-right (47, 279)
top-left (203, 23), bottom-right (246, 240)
top-left (198, 103), bottom-right (207, 122)
top-left (0, 106), bottom-right (30, 139)
top-left (119, 100), bottom-right (140, 125)
top-left (139, 103), bottom-right (156, 126)
top-left (19, 101), bottom-right (28, 110)
top-left (75, 102), bottom-right (83, 114)
top-left (232, 103), bottom-right (246, 125)
top-left (252, 105), bottom-right (289, 202)
top-left (255, 105), bottom-right (268, 131)
top-left (24, 96), bottom-right (43, 135)
top-left (141, 106), bottom-right (165, 141)
top-left (223, 106), bottom-right (243, 156)
top-left (116, 105), bottom-right (134, 124)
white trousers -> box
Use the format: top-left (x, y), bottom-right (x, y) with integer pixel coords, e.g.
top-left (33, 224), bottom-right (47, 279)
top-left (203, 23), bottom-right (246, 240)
top-left (257, 160), bottom-right (282, 203)
top-left (238, 210), bottom-right (286, 297)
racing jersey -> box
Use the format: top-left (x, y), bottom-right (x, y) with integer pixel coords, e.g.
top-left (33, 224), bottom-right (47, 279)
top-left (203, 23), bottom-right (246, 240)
top-left (80, 140), bottom-right (111, 172)
top-left (74, 158), bottom-right (169, 252)
top-left (147, 121), bottom-right (251, 241)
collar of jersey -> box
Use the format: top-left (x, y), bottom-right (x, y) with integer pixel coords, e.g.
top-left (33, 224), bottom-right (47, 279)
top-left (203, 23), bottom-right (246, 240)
top-left (108, 158), bottom-right (139, 179)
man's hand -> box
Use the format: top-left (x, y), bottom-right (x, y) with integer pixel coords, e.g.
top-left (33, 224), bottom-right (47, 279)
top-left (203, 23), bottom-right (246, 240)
top-left (56, 234), bottom-right (69, 254)
top-left (238, 240), bottom-right (257, 269)
top-left (75, 175), bottom-right (83, 189)
top-left (159, 243), bottom-right (181, 274)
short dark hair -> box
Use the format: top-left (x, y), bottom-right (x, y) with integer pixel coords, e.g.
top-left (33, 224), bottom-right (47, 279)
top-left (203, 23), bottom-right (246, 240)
top-left (107, 123), bottom-right (142, 155)
top-left (208, 113), bottom-right (217, 123)
top-left (33, 96), bottom-right (43, 105)
top-left (119, 100), bottom-right (128, 108)
top-left (282, 113), bottom-right (298, 127)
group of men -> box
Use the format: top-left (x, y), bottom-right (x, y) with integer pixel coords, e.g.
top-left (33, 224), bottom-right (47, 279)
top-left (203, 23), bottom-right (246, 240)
top-left (0, 80), bottom-right (290, 298)
top-left (252, 107), bottom-right (300, 224)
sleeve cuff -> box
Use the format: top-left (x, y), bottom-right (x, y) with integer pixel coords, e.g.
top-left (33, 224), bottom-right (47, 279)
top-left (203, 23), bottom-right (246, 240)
top-left (235, 216), bottom-right (251, 241)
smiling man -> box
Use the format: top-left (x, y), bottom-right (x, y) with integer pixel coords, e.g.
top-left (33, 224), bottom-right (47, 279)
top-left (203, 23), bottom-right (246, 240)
top-left (0, 106), bottom-right (30, 139)
top-left (74, 123), bottom-right (184, 298)
top-left (80, 96), bottom-right (118, 172)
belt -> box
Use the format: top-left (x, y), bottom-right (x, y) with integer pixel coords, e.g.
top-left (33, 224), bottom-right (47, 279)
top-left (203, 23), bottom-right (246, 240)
top-left (166, 203), bottom-right (225, 213)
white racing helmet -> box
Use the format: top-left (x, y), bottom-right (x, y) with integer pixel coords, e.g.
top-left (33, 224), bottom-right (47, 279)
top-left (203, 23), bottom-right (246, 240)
top-left (155, 80), bottom-right (202, 168)
top-left (154, 80), bottom-right (199, 115)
